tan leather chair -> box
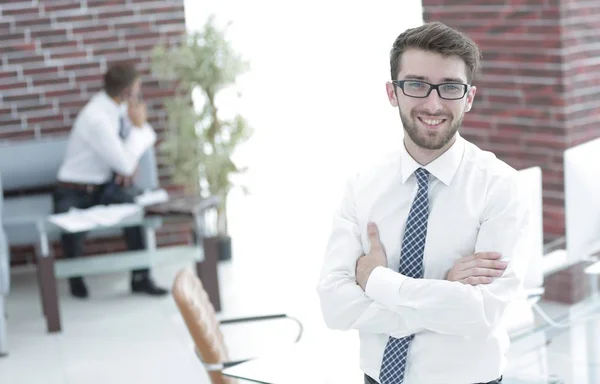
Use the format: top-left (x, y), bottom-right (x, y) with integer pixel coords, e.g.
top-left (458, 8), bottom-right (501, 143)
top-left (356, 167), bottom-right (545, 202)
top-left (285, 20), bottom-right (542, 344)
top-left (172, 268), bottom-right (302, 383)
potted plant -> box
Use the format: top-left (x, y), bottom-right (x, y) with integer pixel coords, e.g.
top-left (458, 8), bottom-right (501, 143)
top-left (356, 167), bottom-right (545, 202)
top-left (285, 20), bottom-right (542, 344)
top-left (150, 15), bottom-right (252, 261)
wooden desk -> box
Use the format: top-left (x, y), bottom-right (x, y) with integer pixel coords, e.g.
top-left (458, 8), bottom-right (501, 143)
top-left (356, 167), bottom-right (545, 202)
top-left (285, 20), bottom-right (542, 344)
top-left (36, 195), bottom-right (221, 333)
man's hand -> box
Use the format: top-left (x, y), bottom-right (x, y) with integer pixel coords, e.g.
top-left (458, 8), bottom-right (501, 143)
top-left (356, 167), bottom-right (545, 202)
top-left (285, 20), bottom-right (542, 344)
top-left (128, 101), bottom-right (147, 128)
top-left (356, 222), bottom-right (387, 291)
top-left (115, 174), bottom-right (133, 187)
top-left (115, 167), bottom-right (138, 187)
top-left (446, 252), bottom-right (507, 285)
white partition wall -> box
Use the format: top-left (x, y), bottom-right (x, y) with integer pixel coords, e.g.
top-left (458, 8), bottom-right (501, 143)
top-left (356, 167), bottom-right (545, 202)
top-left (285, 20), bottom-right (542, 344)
top-left (564, 137), bottom-right (600, 263)
top-left (517, 166), bottom-right (545, 290)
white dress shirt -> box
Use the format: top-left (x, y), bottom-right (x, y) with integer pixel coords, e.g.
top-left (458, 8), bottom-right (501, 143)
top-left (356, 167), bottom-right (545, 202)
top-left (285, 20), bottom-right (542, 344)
top-left (58, 91), bottom-right (157, 184)
top-left (317, 133), bottom-right (531, 384)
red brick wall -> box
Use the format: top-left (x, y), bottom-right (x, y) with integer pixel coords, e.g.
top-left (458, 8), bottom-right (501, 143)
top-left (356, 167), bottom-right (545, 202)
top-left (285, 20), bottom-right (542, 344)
top-left (421, 0), bottom-right (600, 243)
top-left (1, 0), bottom-right (193, 264)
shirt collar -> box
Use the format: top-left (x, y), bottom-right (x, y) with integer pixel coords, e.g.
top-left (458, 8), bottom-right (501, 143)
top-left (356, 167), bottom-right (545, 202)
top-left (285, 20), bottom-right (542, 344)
top-left (97, 90), bottom-right (122, 116)
top-left (399, 133), bottom-right (465, 186)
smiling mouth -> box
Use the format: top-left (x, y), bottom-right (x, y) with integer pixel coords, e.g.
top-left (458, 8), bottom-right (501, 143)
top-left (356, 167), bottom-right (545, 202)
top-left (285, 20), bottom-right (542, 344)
top-left (418, 117), bottom-right (447, 128)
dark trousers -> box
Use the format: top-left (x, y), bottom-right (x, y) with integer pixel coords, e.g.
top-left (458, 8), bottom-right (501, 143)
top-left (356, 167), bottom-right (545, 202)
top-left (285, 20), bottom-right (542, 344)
top-left (52, 182), bottom-right (148, 281)
top-left (364, 374), bottom-right (502, 384)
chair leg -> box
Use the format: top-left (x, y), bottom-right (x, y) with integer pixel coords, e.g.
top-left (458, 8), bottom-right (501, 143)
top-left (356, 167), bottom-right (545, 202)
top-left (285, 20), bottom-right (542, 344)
top-left (37, 260), bottom-right (48, 316)
top-left (196, 237), bottom-right (222, 312)
top-left (38, 256), bottom-right (61, 333)
top-left (0, 295), bottom-right (8, 356)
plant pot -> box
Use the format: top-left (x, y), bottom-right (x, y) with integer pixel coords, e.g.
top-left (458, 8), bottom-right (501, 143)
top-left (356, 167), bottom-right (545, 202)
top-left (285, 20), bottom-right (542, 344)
top-left (218, 236), bottom-right (232, 261)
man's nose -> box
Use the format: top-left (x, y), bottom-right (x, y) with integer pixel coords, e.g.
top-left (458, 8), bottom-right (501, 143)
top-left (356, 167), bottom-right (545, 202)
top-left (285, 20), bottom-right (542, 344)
top-left (421, 89), bottom-right (444, 114)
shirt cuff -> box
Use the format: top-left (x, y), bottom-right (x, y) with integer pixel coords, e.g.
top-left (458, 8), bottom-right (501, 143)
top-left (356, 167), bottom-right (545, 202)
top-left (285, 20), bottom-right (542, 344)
top-left (124, 125), bottom-right (157, 161)
top-left (364, 266), bottom-right (409, 310)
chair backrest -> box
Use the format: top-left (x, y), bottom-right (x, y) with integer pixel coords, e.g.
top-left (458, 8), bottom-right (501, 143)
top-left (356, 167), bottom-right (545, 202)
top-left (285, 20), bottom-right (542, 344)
top-left (0, 137), bottom-right (68, 192)
top-left (172, 269), bottom-right (236, 384)
top-left (0, 136), bottom-right (158, 193)
top-left (517, 166), bottom-right (544, 290)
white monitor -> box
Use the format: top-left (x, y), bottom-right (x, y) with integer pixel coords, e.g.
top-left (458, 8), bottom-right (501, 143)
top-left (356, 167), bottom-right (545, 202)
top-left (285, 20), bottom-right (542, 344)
top-left (564, 137), bottom-right (600, 263)
top-left (517, 166), bottom-right (544, 290)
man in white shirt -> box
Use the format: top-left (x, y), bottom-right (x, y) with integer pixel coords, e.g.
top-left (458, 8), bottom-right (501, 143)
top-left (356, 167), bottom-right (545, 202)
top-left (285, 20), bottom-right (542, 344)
top-left (317, 22), bottom-right (530, 384)
top-left (54, 62), bottom-right (167, 298)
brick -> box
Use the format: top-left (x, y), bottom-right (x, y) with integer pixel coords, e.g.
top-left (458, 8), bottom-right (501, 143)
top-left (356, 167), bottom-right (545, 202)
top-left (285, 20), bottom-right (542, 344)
top-left (92, 45), bottom-right (130, 57)
top-left (22, 66), bottom-right (61, 76)
top-left (0, 79), bottom-right (28, 90)
top-left (138, 4), bottom-right (183, 15)
top-left (522, 133), bottom-right (566, 150)
top-left (80, 32), bottom-right (119, 45)
top-left (3, 92), bottom-right (39, 102)
top-left (50, 50), bottom-right (88, 60)
top-left (59, 99), bottom-right (87, 110)
top-left (93, 9), bottom-right (136, 19)
top-left (111, 20), bottom-right (153, 32)
top-left (30, 27), bottom-right (69, 39)
top-left (35, 119), bottom-right (68, 132)
top-left (31, 74), bottom-right (71, 87)
top-left (42, 1), bottom-right (83, 12)
top-left (0, 21), bottom-right (14, 35)
top-left (72, 24), bottom-right (110, 34)
top-left (40, 38), bottom-right (79, 50)
top-left (26, 112), bottom-right (63, 124)
top-left (2, 6), bottom-right (39, 16)
top-left (0, 32), bottom-right (27, 46)
top-left (75, 73), bottom-right (102, 83)
top-left (38, 126), bottom-right (71, 136)
top-left (15, 102), bottom-right (54, 113)
top-left (0, 129), bottom-right (34, 141)
top-left (44, 86), bottom-right (79, 98)
top-left (63, 61), bottom-right (102, 71)
top-left (55, 13), bottom-right (95, 23)
top-left (87, 0), bottom-right (122, 5)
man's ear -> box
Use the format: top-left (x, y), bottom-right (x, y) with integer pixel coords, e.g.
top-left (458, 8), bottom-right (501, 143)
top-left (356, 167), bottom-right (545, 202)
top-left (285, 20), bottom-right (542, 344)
top-left (465, 85), bottom-right (476, 113)
top-left (386, 82), bottom-right (398, 107)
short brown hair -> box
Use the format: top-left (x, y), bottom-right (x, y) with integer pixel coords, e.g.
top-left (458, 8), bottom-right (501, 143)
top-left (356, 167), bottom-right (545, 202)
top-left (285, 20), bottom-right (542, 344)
top-left (389, 21), bottom-right (482, 84)
top-left (103, 62), bottom-right (138, 97)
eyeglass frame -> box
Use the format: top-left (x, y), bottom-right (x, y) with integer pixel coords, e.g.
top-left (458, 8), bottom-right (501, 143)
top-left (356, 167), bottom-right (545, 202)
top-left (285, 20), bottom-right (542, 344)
top-left (391, 79), bottom-right (471, 100)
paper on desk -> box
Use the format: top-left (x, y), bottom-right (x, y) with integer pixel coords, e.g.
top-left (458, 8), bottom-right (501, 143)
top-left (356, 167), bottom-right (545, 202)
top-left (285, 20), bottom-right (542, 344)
top-left (48, 204), bottom-right (142, 232)
top-left (134, 188), bottom-right (169, 207)
top-left (83, 204), bottom-right (142, 226)
top-left (48, 212), bottom-right (97, 232)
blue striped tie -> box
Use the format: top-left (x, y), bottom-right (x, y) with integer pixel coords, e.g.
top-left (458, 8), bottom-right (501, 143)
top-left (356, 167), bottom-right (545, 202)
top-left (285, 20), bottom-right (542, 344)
top-left (379, 167), bottom-right (430, 384)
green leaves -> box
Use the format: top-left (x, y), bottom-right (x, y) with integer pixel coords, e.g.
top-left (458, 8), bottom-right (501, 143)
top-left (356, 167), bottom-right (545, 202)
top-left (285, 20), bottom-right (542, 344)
top-left (151, 15), bottom-right (252, 236)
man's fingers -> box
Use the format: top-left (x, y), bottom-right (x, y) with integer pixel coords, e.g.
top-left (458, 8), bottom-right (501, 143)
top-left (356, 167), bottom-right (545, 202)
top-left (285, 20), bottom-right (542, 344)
top-left (469, 267), bottom-right (505, 277)
top-left (460, 258), bottom-right (507, 272)
top-left (460, 252), bottom-right (503, 264)
top-left (367, 222), bottom-right (383, 251)
top-left (460, 276), bottom-right (493, 285)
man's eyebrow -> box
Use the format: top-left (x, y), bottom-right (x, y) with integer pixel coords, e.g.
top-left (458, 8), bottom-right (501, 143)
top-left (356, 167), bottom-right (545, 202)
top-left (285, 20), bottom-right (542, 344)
top-left (441, 77), bottom-right (465, 83)
top-left (402, 75), bottom-right (466, 83)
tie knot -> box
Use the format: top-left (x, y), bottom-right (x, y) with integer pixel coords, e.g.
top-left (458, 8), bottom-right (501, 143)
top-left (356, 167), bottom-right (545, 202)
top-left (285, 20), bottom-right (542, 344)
top-left (414, 168), bottom-right (429, 188)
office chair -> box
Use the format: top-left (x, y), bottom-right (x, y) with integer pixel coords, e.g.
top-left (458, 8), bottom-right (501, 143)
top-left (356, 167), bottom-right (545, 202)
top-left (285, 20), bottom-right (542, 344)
top-left (171, 268), bottom-right (303, 384)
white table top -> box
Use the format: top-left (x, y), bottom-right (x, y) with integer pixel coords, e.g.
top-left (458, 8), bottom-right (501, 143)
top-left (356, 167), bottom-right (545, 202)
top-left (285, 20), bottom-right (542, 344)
top-left (222, 332), bottom-right (363, 384)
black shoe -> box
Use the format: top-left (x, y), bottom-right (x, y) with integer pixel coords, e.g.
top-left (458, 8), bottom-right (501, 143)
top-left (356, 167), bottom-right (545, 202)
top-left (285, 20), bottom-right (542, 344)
top-left (131, 278), bottom-right (169, 296)
top-left (69, 277), bottom-right (89, 299)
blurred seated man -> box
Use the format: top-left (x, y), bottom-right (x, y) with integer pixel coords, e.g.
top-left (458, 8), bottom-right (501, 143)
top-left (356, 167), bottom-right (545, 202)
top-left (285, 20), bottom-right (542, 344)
top-left (54, 62), bottom-right (168, 298)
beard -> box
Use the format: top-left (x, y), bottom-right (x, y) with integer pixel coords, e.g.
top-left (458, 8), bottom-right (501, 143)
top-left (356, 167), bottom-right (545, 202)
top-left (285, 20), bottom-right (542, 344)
top-left (400, 108), bottom-right (464, 150)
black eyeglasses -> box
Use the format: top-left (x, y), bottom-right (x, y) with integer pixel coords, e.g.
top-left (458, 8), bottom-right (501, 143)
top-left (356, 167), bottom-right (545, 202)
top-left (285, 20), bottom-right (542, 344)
top-left (391, 80), bottom-right (470, 100)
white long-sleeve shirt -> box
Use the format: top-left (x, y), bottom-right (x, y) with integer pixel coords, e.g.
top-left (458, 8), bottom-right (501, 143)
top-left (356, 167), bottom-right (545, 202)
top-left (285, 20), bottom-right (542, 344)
top-left (58, 91), bottom-right (156, 184)
top-left (317, 133), bottom-right (531, 384)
